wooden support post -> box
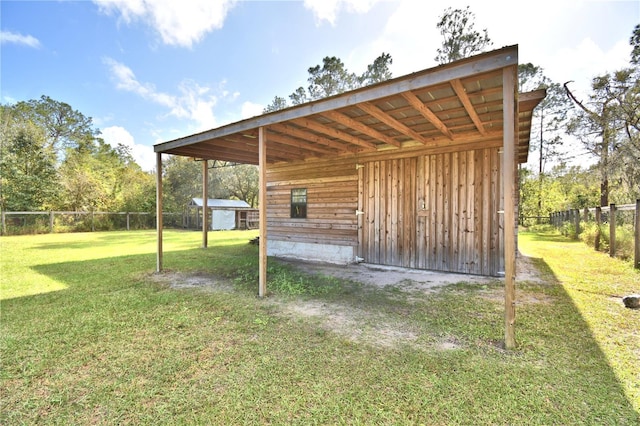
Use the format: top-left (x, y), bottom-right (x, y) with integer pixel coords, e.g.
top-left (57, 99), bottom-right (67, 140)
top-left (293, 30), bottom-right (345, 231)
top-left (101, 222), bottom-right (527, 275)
top-left (583, 207), bottom-right (589, 223)
top-left (202, 160), bottom-right (208, 248)
top-left (49, 211), bottom-right (54, 233)
top-left (573, 209), bottom-right (580, 239)
top-left (595, 206), bottom-right (602, 251)
top-left (156, 152), bottom-right (163, 272)
top-left (635, 199), bottom-right (640, 269)
top-left (503, 66), bottom-right (517, 350)
top-left (258, 127), bottom-right (268, 298)
top-left (126, 212), bottom-right (130, 231)
top-left (0, 210), bottom-right (5, 236)
top-left (609, 203), bottom-right (616, 258)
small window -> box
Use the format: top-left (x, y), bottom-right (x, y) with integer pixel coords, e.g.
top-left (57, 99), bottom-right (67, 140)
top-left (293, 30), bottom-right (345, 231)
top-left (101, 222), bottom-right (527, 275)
top-left (291, 188), bottom-right (307, 219)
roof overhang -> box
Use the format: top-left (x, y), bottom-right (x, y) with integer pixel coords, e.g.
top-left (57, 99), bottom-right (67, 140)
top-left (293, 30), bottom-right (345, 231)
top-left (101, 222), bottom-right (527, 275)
top-left (155, 45), bottom-right (545, 165)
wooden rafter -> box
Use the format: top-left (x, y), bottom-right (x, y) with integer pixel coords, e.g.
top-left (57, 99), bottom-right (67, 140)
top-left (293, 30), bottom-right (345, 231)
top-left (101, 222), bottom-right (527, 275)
top-left (450, 79), bottom-right (487, 136)
top-left (401, 91), bottom-right (454, 140)
top-left (224, 136), bottom-right (306, 161)
top-left (174, 151), bottom-right (258, 165)
top-left (171, 145), bottom-right (259, 164)
top-left (269, 122), bottom-right (356, 153)
top-left (319, 110), bottom-right (401, 148)
top-left (291, 117), bottom-right (378, 151)
top-left (357, 102), bottom-right (429, 145)
top-left (265, 130), bottom-right (337, 156)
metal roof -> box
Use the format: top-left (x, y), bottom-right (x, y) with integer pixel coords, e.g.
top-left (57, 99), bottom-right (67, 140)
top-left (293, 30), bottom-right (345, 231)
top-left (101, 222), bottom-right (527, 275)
top-left (188, 198), bottom-right (252, 209)
top-left (155, 45), bottom-right (545, 165)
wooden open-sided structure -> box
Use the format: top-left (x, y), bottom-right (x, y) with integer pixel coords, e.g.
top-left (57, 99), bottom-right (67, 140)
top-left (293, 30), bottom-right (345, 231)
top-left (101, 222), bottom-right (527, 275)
top-left (154, 45), bottom-right (545, 348)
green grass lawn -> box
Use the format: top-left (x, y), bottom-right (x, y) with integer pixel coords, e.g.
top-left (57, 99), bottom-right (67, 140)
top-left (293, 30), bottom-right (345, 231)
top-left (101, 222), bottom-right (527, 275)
top-left (1, 229), bottom-right (638, 424)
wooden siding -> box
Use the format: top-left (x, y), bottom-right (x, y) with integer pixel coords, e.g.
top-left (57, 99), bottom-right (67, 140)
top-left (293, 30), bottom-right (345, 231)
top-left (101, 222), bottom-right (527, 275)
top-left (266, 142), bottom-right (504, 276)
top-left (266, 157), bottom-right (359, 246)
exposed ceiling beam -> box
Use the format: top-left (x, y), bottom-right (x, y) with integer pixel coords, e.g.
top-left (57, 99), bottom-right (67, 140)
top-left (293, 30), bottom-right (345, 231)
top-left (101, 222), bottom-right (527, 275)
top-left (269, 122), bottom-right (356, 153)
top-left (320, 110), bottom-right (401, 148)
top-left (265, 130), bottom-right (337, 156)
top-left (224, 136), bottom-right (306, 161)
top-left (401, 91), bottom-right (454, 140)
top-left (291, 117), bottom-right (378, 151)
top-left (450, 79), bottom-right (488, 136)
top-left (357, 102), bottom-right (429, 145)
top-left (167, 145), bottom-right (259, 165)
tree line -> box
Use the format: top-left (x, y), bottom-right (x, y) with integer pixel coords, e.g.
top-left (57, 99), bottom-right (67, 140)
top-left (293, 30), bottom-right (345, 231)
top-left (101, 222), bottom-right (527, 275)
top-left (519, 24), bottom-right (639, 222)
top-left (1, 7), bottom-right (638, 223)
top-left (0, 96), bottom-right (260, 214)
top-left (0, 96), bottom-right (156, 214)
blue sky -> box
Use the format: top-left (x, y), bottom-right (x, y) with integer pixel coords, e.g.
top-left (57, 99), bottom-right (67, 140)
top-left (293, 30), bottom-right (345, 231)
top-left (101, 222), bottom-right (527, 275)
top-left (2, 0), bottom-right (638, 171)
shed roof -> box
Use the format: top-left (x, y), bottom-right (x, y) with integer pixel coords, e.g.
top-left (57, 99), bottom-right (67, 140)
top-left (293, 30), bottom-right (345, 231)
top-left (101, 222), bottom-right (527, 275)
top-left (189, 198), bottom-right (251, 209)
top-left (155, 45), bottom-right (544, 165)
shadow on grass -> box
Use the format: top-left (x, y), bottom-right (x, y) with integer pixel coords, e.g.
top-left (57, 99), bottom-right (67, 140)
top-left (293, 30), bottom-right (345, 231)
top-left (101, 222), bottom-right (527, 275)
top-left (516, 232), bottom-right (640, 419)
top-left (3, 234), bottom-right (639, 423)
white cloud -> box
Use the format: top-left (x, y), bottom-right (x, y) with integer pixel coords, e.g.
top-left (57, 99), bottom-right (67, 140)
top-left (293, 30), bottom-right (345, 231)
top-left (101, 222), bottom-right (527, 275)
top-left (536, 37), bottom-right (632, 98)
top-left (0, 30), bottom-right (41, 48)
top-left (170, 80), bottom-right (218, 130)
top-left (355, 0), bottom-right (635, 90)
top-left (103, 57), bottom-right (175, 107)
top-left (103, 57), bottom-right (218, 130)
top-left (94, 0), bottom-right (237, 47)
top-left (240, 101), bottom-right (263, 119)
top-left (304, 0), bottom-right (381, 26)
top-left (361, 1), bottom-right (441, 75)
top-left (101, 126), bottom-right (156, 171)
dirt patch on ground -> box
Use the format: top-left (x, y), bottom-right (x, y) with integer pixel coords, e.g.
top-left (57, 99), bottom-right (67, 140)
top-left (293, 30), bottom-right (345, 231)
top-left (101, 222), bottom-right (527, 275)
top-left (516, 254), bottom-right (545, 283)
top-left (149, 271), bottom-right (234, 293)
top-left (280, 300), bottom-right (423, 349)
top-left (152, 254), bottom-right (544, 350)
top-left (275, 258), bottom-right (494, 292)
top-left (277, 253), bottom-right (541, 288)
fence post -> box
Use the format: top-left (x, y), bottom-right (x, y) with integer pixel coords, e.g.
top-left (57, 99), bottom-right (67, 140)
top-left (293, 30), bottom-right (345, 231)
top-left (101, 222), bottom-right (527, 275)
top-left (595, 206), bottom-right (601, 251)
top-left (609, 203), bottom-right (616, 258)
top-left (573, 209), bottom-right (580, 239)
top-left (635, 199), bottom-right (639, 269)
top-left (49, 211), bottom-right (54, 233)
top-left (583, 207), bottom-right (589, 223)
top-left (91, 209), bottom-right (95, 232)
top-left (126, 212), bottom-right (130, 231)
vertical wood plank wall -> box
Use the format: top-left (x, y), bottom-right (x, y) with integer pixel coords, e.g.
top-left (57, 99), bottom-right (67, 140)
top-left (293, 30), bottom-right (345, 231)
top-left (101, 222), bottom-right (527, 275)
top-left (360, 147), bottom-right (502, 275)
top-left (266, 144), bottom-right (504, 276)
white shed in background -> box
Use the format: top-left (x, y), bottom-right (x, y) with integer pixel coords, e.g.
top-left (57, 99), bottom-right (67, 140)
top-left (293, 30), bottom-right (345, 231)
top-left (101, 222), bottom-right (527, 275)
top-left (186, 198), bottom-right (255, 230)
